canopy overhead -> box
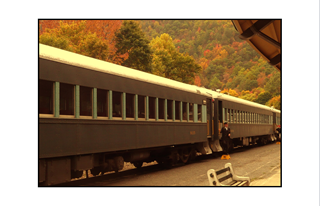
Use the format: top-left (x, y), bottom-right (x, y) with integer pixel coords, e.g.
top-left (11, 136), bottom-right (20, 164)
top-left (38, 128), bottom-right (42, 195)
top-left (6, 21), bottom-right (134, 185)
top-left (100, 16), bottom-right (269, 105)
top-left (232, 20), bottom-right (281, 72)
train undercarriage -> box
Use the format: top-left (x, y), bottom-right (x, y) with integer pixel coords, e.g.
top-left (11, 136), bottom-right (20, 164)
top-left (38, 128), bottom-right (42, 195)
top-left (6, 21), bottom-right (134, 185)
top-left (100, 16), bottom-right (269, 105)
top-left (39, 142), bottom-right (207, 186)
top-left (39, 133), bottom-right (279, 186)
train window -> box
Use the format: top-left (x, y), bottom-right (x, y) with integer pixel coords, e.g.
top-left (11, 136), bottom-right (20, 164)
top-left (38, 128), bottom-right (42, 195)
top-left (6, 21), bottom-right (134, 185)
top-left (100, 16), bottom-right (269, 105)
top-left (97, 89), bottom-right (108, 117)
top-left (60, 83), bottom-right (74, 115)
top-left (189, 103), bottom-right (194, 122)
top-left (175, 101), bottom-right (180, 121)
top-left (138, 95), bottom-right (145, 119)
top-left (39, 80), bottom-right (54, 114)
top-left (167, 99), bottom-right (173, 120)
top-left (245, 112), bottom-right (247, 123)
top-left (241, 111), bottom-right (243, 123)
top-left (198, 104), bottom-right (202, 122)
top-left (243, 111), bottom-right (245, 123)
top-left (112, 91), bottom-right (122, 118)
top-left (259, 114), bottom-right (262, 124)
top-left (182, 102), bottom-right (188, 121)
top-left (253, 113), bottom-right (255, 124)
top-left (237, 110), bottom-right (239, 123)
top-left (270, 115), bottom-right (272, 124)
top-left (80, 86), bottom-right (92, 116)
top-left (252, 113), bottom-right (254, 123)
top-left (158, 98), bottom-right (165, 120)
top-left (234, 110), bottom-right (237, 123)
top-left (149, 97), bottom-right (156, 119)
top-left (126, 93), bottom-right (135, 119)
top-left (226, 109), bottom-right (229, 122)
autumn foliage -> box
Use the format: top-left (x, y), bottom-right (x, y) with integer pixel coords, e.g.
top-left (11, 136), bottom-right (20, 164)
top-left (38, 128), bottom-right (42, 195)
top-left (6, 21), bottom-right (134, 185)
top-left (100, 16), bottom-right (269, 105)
top-left (39, 20), bottom-right (123, 64)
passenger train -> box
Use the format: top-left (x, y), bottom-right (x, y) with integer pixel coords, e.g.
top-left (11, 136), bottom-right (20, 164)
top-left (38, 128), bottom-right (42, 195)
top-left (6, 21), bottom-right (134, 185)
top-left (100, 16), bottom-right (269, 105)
top-left (39, 43), bottom-right (281, 185)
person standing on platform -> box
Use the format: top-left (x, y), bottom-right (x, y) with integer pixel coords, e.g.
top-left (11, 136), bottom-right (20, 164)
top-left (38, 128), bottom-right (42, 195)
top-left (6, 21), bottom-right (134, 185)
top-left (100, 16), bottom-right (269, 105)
top-left (220, 122), bottom-right (231, 155)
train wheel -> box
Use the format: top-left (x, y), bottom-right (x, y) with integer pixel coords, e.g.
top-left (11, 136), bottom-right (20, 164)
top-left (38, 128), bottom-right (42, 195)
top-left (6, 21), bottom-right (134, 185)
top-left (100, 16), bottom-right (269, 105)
top-left (113, 156), bottom-right (124, 171)
top-left (262, 137), bottom-right (268, 145)
top-left (258, 137), bottom-right (268, 145)
top-left (133, 161), bottom-right (143, 168)
top-left (179, 148), bottom-right (190, 164)
top-left (90, 167), bottom-right (102, 176)
top-left (163, 159), bottom-right (174, 169)
top-left (71, 170), bottom-right (83, 179)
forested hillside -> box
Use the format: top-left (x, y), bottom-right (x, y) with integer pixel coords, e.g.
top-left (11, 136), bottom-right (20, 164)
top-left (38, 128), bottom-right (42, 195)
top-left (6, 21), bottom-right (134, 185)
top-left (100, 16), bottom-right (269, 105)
top-left (39, 20), bottom-right (280, 109)
top-left (139, 20), bottom-right (280, 109)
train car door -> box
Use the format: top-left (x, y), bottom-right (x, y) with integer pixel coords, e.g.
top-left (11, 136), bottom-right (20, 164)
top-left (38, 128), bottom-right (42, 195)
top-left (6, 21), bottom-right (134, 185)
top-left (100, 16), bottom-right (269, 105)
top-left (206, 98), bottom-right (213, 137)
top-left (273, 112), bottom-right (277, 133)
top-left (213, 100), bottom-right (223, 141)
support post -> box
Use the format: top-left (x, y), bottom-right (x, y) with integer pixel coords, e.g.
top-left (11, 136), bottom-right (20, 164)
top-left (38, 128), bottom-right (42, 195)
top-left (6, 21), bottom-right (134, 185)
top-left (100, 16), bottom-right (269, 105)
top-left (75, 85), bottom-right (80, 118)
top-left (54, 82), bottom-right (59, 118)
top-left (93, 88), bottom-right (97, 119)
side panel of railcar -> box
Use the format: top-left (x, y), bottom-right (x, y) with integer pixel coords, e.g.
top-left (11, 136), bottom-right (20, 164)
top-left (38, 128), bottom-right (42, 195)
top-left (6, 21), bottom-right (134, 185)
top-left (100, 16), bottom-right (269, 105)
top-left (39, 118), bottom-right (207, 159)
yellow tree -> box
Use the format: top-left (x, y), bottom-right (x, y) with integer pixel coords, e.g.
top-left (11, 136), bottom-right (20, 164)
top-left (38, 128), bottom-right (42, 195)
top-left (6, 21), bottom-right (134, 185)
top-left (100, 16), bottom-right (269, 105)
top-left (266, 95), bottom-right (281, 110)
top-left (39, 21), bottom-right (109, 61)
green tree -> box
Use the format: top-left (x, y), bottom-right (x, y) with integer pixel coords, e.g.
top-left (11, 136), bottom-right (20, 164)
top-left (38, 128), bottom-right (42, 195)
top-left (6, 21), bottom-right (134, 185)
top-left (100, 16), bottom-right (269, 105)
top-left (209, 76), bottom-right (223, 90)
top-left (150, 33), bottom-right (201, 84)
top-left (264, 71), bottom-right (280, 96)
top-left (115, 20), bottom-right (153, 72)
top-left (255, 91), bottom-right (272, 105)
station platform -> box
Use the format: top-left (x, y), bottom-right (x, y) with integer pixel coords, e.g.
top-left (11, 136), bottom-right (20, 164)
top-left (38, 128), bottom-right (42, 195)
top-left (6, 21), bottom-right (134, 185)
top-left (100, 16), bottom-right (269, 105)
top-left (250, 168), bottom-right (281, 186)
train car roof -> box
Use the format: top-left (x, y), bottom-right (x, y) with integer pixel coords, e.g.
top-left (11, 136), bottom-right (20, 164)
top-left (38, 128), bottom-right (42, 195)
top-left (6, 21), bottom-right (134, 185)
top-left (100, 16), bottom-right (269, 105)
top-left (39, 44), bottom-right (211, 98)
top-left (205, 89), bottom-right (281, 113)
